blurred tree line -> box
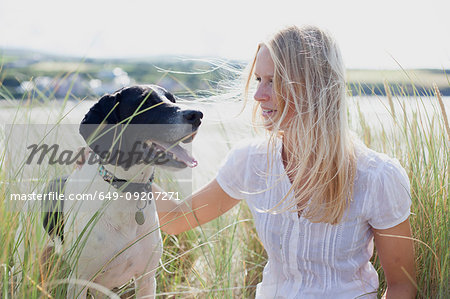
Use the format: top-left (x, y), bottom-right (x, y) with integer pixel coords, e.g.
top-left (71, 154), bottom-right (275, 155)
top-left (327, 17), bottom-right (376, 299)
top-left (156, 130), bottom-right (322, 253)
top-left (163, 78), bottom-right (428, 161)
top-left (1, 49), bottom-right (449, 100)
top-left (0, 50), bottom-right (242, 100)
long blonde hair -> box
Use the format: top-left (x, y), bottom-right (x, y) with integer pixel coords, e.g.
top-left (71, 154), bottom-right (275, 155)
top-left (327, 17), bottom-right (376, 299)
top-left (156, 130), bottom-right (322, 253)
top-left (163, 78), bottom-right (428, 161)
top-left (245, 25), bottom-right (356, 224)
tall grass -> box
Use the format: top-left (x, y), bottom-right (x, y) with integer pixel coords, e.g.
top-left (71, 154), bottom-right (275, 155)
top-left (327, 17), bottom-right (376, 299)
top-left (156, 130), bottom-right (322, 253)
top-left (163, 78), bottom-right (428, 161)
top-left (351, 81), bottom-right (449, 298)
top-left (0, 68), bottom-right (448, 298)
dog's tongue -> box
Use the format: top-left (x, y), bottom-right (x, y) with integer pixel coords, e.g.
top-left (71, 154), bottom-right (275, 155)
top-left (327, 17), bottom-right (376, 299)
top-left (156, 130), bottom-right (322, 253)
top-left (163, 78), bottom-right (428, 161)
top-left (162, 143), bottom-right (198, 168)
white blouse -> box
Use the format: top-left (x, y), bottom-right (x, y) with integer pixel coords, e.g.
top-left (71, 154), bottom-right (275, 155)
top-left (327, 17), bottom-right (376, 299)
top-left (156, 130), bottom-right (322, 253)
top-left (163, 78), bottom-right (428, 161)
top-left (216, 138), bottom-right (411, 299)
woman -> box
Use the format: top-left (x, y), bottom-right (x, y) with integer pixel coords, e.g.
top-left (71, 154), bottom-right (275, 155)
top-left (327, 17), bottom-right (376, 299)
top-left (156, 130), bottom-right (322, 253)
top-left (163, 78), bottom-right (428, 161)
top-left (157, 25), bottom-right (416, 298)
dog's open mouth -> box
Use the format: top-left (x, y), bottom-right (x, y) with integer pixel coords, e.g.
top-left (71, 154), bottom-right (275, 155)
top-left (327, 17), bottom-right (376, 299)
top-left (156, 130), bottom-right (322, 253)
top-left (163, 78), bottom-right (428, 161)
top-left (151, 141), bottom-right (197, 168)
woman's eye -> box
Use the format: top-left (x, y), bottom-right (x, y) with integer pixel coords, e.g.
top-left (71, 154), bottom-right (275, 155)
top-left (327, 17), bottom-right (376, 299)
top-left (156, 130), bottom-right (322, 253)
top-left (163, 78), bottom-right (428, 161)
top-left (255, 77), bottom-right (261, 82)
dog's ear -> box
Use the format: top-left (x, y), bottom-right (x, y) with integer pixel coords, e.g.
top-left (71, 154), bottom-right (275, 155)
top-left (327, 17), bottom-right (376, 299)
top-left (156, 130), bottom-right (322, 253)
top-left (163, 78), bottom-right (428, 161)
top-left (80, 93), bottom-right (120, 126)
top-left (79, 93), bottom-right (122, 161)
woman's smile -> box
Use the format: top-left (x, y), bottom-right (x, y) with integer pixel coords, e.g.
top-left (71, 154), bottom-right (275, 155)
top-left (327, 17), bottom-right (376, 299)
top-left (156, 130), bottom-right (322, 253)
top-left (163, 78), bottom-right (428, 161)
top-left (261, 108), bottom-right (277, 118)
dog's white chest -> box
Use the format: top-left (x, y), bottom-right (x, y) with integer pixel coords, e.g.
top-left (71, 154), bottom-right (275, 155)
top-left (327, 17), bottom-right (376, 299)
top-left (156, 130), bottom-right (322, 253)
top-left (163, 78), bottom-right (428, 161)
top-left (64, 164), bottom-right (163, 289)
top-left (92, 222), bottom-right (162, 288)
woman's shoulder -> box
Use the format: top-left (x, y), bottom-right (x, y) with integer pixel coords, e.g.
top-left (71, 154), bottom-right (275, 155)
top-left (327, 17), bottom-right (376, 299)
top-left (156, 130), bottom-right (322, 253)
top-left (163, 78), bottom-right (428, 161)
top-left (352, 141), bottom-right (412, 229)
top-left (354, 140), bottom-right (406, 178)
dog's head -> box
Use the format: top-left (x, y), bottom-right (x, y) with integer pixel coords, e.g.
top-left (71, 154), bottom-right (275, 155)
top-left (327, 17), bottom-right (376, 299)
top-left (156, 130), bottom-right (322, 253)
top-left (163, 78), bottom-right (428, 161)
top-left (79, 85), bottom-right (203, 170)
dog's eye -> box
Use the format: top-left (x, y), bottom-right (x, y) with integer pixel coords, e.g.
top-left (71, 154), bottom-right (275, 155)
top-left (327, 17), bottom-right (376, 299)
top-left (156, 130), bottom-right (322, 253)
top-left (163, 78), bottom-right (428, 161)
top-left (165, 92), bottom-right (176, 103)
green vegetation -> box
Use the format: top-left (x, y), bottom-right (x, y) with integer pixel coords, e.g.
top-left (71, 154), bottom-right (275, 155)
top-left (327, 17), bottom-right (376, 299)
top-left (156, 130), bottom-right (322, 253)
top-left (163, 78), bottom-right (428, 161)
top-left (352, 84), bottom-right (449, 298)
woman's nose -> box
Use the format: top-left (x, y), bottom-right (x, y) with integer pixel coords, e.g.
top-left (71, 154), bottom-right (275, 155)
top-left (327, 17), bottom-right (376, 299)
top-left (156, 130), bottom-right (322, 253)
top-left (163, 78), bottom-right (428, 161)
top-left (254, 85), bottom-right (270, 102)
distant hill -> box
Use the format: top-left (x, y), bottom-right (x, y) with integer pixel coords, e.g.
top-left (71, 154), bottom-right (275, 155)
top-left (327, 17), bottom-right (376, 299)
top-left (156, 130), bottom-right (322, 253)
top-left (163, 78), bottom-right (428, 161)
top-left (1, 48), bottom-right (449, 99)
top-left (346, 69), bottom-right (449, 96)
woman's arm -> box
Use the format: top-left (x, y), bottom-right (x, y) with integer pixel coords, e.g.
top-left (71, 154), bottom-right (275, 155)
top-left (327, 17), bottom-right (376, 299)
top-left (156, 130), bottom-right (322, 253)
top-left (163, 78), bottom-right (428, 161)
top-left (154, 179), bottom-right (241, 235)
top-left (372, 218), bottom-right (417, 299)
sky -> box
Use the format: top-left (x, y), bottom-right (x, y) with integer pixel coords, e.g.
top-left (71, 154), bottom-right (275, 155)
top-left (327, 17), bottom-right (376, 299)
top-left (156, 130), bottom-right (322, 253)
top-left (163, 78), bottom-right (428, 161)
top-left (0, 0), bottom-right (449, 69)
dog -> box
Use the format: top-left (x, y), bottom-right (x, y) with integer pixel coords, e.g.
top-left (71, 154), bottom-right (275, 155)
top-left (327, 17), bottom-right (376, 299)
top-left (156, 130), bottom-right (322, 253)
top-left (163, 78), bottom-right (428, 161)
top-left (41, 84), bottom-right (203, 298)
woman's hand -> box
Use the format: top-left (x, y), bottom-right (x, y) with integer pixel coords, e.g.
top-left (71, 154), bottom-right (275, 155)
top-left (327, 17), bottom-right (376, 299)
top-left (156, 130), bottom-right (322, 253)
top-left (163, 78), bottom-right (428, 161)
top-left (372, 218), bottom-right (417, 299)
top-left (155, 179), bottom-right (240, 235)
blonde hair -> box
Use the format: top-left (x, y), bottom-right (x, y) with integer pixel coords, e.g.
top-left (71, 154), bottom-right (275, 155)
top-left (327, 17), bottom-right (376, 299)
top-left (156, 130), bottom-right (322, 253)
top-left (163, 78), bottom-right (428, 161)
top-left (245, 25), bottom-right (356, 224)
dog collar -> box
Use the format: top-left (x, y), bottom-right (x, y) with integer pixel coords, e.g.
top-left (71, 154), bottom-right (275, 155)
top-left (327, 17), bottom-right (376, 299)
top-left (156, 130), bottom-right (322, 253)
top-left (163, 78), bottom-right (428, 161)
top-left (98, 164), bottom-right (154, 225)
top-left (98, 164), bottom-right (154, 193)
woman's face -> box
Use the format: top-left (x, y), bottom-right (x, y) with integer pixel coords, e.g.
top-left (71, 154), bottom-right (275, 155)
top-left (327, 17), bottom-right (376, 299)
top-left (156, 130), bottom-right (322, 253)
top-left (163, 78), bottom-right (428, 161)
top-left (254, 45), bottom-right (277, 126)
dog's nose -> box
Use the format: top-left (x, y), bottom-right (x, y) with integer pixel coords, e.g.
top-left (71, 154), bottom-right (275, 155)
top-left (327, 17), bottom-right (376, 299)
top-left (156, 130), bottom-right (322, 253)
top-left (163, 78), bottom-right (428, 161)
top-left (183, 110), bottom-right (203, 127)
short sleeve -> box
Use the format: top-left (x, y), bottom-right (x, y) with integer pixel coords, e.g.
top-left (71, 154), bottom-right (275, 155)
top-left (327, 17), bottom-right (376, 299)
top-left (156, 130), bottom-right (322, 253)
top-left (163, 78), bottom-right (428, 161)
top-left (367, 159), bottom-right (412, 229)
top-left (215, 143), bottom-right (251, 200)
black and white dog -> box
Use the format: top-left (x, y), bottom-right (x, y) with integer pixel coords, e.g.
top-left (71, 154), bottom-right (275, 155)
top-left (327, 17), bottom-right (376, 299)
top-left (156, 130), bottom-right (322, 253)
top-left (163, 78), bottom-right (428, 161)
top-left (42, 85), bottom-right (202, 298)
